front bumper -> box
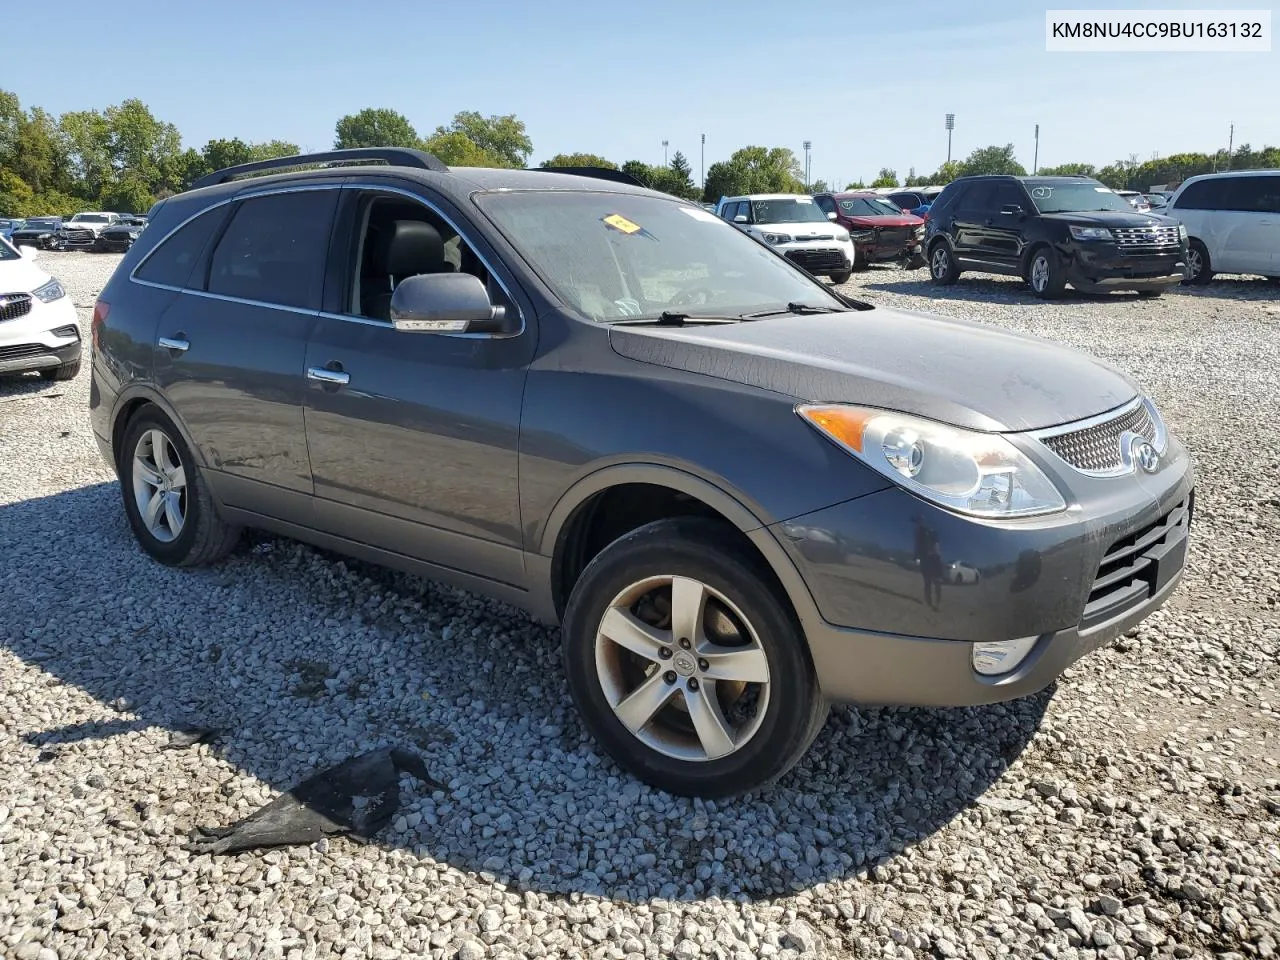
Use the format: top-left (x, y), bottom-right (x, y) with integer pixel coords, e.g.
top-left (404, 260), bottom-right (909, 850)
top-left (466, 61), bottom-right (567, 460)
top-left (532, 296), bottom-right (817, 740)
top-left (773, 432), bottom-right (1194, 706)
top-left (92, 236), bottom-right (134, 252)
top-left (0, 294), bottom-right (82, 374)
top-left (1064, 245), bottom-right (1187, 291)
top-left (775, 239), bottom-right (854, 276)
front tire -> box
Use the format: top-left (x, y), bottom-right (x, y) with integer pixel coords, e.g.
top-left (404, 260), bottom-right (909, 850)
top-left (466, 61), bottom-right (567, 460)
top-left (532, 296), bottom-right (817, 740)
top-left (928, 241), bottom-right (960, 285)
top-left (1184, 239), bottom-right (1213, 285)
top-left (1027, 247), bottom-right (1066, 299)
top-left (562, 517), bottom-right (828, 797)
top-left (118, 406), bottom-right (241, 567)
top-left (828, 270), bottom-right (852, 285)
top-left (40, 359), bottom-right (81, 381)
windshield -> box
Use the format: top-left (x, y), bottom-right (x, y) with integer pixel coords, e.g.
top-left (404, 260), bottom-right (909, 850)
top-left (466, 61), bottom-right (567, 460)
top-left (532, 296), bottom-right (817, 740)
top-left (749, 197), bottom-right (830, 224)
top-left (1025, 181), bottom-right (1133, 214)
top-left (26, 219), bottom-right (59, 228)
top-left (839, 197), bottom-right (906, 217)
top-left (71, 214), bottom-right (111, 223)
top-left (475, 191), bottom-right (846, 322)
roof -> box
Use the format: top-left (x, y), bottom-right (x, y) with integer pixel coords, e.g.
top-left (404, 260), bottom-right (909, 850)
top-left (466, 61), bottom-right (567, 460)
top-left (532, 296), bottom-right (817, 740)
top-left (1180, 168), bottom-right (1280, 181)
top-left (719, 193), bottom-right (812, 202)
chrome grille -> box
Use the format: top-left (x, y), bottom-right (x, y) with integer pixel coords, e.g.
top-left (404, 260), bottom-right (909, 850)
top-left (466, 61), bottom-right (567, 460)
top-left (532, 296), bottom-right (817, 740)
top-left (0, 293), bottom-right (33, 322)
top-left (62, 229), bottom-right (94, 244)
top-left (1040, 402), bottom-right (1156, 472)
top-left (1111, 225), bottom-right (1181, 247)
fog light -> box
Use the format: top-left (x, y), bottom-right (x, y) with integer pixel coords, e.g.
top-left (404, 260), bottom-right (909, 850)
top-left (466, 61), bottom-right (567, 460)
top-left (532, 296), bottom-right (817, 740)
top-left (972, 636), bottom-right (1039, 676)
top-left (51, 325), bottom-right (79, 339)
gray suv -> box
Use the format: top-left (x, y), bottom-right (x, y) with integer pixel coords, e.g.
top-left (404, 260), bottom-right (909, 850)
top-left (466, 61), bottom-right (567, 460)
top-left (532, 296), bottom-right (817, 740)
top-left (90, 149), bottom-right (1194, 797)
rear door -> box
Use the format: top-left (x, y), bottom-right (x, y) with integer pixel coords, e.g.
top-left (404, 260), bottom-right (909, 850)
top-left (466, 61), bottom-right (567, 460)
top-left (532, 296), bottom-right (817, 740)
top-left (151, 185), bottom-right (340, 521)
top-left (1218, 176), bottom-right (1279, 276)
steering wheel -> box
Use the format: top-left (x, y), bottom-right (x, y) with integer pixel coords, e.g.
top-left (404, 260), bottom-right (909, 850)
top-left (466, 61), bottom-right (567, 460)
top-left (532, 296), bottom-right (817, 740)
top-left (668, 285), bottom-right (716, 307)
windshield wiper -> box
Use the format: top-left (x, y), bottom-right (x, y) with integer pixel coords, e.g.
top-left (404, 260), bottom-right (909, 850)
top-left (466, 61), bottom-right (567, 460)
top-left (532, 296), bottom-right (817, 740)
top-left (610, 312), bottom-right (742, 327)
top-left (741, 302), bottom-right (845, 319)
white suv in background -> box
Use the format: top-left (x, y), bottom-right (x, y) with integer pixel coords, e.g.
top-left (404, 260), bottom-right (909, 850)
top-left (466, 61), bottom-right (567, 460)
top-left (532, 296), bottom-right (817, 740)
top-left (0, 239), bottom-right (82, 380)
top-left (1165, 170), bottom-right (1280, 284)
top-left (716, 194), bottom-right (856, 283)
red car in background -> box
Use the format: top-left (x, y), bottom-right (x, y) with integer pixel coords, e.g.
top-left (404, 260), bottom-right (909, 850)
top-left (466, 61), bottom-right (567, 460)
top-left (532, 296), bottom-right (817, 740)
top-left (813, 192), bottom-right (927, 270)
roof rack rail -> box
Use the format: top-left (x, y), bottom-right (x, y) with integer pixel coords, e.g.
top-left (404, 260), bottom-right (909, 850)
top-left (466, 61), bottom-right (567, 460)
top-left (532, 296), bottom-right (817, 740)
top-left (532, 166), bottom-right (646, 187)
top-left (190, 148), bottom-right (449, 191)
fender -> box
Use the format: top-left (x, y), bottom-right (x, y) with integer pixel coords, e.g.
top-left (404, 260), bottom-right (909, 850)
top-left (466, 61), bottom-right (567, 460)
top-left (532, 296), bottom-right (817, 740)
top-left (110, 382), bottom-right (213, 474)
top-left (530, 461), bottom-right (827, 633)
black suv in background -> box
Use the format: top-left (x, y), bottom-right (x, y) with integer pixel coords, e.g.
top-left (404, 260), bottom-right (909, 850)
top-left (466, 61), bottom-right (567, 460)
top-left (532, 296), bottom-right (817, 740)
top-left (924, 175), bottom-right (1189, 298)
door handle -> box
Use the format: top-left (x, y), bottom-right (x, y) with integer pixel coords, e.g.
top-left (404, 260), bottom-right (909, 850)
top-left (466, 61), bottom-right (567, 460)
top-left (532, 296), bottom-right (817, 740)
top-left (158, 336), bottom-right (189, 352)
top-left (306, 366), bottom-right (350, 386)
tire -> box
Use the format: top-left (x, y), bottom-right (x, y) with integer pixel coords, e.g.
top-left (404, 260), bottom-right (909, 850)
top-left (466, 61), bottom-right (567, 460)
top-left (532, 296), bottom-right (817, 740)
top-left (118, 406), bottom-right (241, 567)
top-left (828, 270), bottom-right (852, 285)
top-left (1137, 290), bottom-right (1163, 299)
top-left (904, 253), bottom-right (927, 270)
top-left (850, 244), bottom-right (867, 272)
top-left (1027, 246), bottom-right (1066, 299)
top-left (40, 360), bottom-right (81, 381)
top-left (928, 241), bottom-right (960, 285)
top-left (562, 517), bottom-right (829, 798)
top-left (1184, 240), bottom-right (1213, 285)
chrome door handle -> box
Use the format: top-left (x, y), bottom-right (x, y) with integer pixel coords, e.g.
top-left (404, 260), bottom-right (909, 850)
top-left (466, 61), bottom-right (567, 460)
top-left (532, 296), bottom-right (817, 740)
top-left (307, 367), bottom-right (350, 386)
top-left (158, 337), bottom-right (189, 352)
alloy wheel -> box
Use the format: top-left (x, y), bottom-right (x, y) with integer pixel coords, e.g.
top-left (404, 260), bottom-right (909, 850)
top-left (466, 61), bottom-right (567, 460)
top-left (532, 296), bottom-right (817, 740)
top-left (131, 428), bottom-right (188, 543)
top-left (1031, 255), bottom-right (1050, 292)
top-left (930, 247), bottom-right (949, 279)
top-left (593, 575), bottom-right (771, 762)
top-left (1186, 248), bottom-right (1202, 281)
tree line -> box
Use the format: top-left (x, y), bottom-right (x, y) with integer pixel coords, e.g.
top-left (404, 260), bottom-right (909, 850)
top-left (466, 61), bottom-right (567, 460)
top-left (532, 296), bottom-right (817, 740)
top-left (2, 89), bottom-right (1277, 217)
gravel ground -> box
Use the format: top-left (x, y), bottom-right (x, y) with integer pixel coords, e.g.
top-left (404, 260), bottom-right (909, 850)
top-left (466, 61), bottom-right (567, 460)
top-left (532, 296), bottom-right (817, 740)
top-left (1, 251), bottom-right (1278, 960)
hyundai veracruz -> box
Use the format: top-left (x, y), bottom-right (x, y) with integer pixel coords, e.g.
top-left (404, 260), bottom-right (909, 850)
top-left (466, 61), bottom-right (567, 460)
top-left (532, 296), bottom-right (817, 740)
top-left (89, 149), bottom-right (1194, 797)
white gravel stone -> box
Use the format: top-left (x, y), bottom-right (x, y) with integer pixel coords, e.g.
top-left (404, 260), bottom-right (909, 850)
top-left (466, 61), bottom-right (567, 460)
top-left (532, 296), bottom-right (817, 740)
top-left (0, 254), bottom-right (1277, 958)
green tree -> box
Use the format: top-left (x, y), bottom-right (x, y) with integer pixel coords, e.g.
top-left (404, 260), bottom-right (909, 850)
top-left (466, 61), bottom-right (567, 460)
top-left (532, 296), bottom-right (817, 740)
top-left (701, 146), bottom-right (804, 202)
top-left (622, 160), bottom-right (655, 187)
top-left (1037, 162), bottom-right (1097, 177)
top-left (871, 167), bottom-right (898, 187)
top-left (958, 143), bottom-right (1026, 177)
top-left (422, 130), bottom-right (512, 168)
top-left (101, 170), bottom-right (155, 213)
top-left (106, 99), bottom-right (181, 189)
top-left (540, 152), bottom-right (617, 169)
top-left (334, 108), bottom-right (420, 149)
top-left (809, 179), bottom-right (830, 193)
top-left (11, 108), bottom-right (68, 196)
top-left (844, 179), bottom-right (866, 190)
top-left (60, 109), bottom-right (114, 199)
top-left (0, 88), bottom-right (21, 166)
top-left (432, 111), bottom-right (531, 168)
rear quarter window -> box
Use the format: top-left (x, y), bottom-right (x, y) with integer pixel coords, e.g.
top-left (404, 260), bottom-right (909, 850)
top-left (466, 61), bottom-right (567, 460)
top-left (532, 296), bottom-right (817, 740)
top-left (134, 205), bottom-right (231, 288)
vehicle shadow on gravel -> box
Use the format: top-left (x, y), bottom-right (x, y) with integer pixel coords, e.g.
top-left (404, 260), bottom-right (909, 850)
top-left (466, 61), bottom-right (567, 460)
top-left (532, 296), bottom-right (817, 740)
top-left (3, 482), bottom-right (1049, 904)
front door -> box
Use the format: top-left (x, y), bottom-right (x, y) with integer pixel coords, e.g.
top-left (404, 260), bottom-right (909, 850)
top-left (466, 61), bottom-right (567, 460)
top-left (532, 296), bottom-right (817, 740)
top-left (302, 185), bottom-right (533, 587)
top-left (151, 186), bottom-right (340, 520)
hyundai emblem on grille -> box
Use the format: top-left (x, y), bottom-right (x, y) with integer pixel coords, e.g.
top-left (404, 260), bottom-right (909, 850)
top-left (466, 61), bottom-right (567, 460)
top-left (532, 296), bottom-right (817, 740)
top-left (1132, 437), bottom-right (1160, 473)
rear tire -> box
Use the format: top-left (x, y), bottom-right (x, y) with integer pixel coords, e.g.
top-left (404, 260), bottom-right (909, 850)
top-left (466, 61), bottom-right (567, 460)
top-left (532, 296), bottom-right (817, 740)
top-left (40, 360), bottom-right (81, 381)
top-left (1137, 290), bottom-right (1163, 299)
top-left (1027, 247), bottom-right (1066, 299)
top-left (562, 517), bottom-right (828, 798)
top-left (1184, 240), bottom-right (1213, 285)
top-left (928, 241), bottom-right (960, 285)
top-left (118, 406), bottom-right (241, 568)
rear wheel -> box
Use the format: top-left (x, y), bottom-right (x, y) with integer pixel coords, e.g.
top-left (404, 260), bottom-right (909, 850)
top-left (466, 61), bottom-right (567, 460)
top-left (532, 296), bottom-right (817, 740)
top-left (928, 242), bottom-right (960, 285)
top-left (562, 517), bottom-right (828, 797)
top-left (118, 407), bottom-right (241, 567)
top-left (1137, 290), bottom-right (1163, 299)
top-left (1027, 247), bottom-right (1066, 299)
top-left (1184, 240), bottom-right (1213, 285)
top-left (828, 270), bottom-right (852, 285)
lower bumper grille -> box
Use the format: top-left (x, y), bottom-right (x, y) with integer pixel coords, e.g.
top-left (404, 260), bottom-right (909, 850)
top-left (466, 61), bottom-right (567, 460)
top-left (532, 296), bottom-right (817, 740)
top-left (0, 293), bottom-right (34, 322)
top-left (1080, 492), bottom-right (1192, 631)
top-left (0, 343), bottom-right (50, 362)
top-left (785, 249), bottom-right (847, 274)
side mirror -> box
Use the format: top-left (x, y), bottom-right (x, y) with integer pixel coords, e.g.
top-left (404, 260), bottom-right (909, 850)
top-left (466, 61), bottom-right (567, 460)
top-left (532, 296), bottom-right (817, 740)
top-left (733, 214), bottom-right (748, 223)
top-left (999, 204), bottom-right (1024, 217)
top-left (826, 211), bottom-right (837, 220)
top-left (390, 273), bottom-right (512, 335)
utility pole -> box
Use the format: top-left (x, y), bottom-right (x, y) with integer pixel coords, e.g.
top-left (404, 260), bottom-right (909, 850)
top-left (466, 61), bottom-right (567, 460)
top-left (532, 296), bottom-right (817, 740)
top-left (662, 140), bottom-right (669, 165)
top-left (1227, 122), bottom-right (1234, 168)
top-left (1033, 124), bottom-right (1040, 175)
top-left (700, 133), bottom-right (705, 189)
top-left (802, 140), bottom-right (812, 191)
top-left (945, 113), bottom-right (955, 165)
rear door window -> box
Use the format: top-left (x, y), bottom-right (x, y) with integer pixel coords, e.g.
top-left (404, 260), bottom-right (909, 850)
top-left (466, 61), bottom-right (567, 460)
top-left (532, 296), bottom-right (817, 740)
top-left (205, 190), bottom-right (338, 310)
top-left (1173, 178), bottom-right (1230, 211)
top-left (1226, 175), bottom-right (1280, 213)
top-left (134, 205), bottom-right (230, 289)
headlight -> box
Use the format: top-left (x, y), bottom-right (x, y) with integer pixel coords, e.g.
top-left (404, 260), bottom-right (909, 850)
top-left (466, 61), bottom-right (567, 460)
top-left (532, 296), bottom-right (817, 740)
top-left (834, 230), bottom-right (851, 242)
top-left (913, 225), bottom-right (926, 237)
top-left (761, 232), bottom-right (793, 245)
top-left (850, 230), bottom-right (875, 242)
top-left (1069, 225), bottom-right (1113, 241)
top-left (797, 405), bottom-right (1067, 518)
top-left (33, 278), bottom-right (66, 303)
top-left (1177, 223), bottom-right (1187, 239)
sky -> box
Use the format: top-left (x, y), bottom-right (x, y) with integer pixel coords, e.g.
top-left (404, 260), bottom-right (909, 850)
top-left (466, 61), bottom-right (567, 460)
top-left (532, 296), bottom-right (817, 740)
top-left (5, 0), bottom-right (1277, 186)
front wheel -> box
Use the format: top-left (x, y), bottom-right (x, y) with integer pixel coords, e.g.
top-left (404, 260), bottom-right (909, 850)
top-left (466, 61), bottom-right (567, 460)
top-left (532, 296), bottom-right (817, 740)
top-left (828, 270), bottom-right (852, 285)
top-left (1137, 290), bottom-right (1163, 299)
top-left (562, 518), bottom-right (828, 797)
top-left (928, 242), bottom-right (960, 285)
top-left (1027, 247), bottom-right (1066, 299)
top-left (1184, 240), bottom-right (1213, 285)
top-left (40, 359), bottom-right (81, 381)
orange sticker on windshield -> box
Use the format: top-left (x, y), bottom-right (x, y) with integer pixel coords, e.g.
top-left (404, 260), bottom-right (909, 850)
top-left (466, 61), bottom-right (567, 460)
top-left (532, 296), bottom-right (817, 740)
top-left (602, 213), bottom-right (642, 234)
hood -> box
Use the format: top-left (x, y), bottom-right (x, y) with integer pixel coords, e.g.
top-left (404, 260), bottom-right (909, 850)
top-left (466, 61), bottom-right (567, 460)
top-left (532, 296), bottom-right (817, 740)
top-left (840, 213), bottom-right (923, 228)
top-left (1039, 210), bottom-right (1180, 228)
top-left (609, 307), bottom-right (1138, 432)
top-left (64, 221), bottom-right (109, 233)
top-left (0, 256), bottom-right (52, 293)
top-left (747, 222), bottom-right (847, 241)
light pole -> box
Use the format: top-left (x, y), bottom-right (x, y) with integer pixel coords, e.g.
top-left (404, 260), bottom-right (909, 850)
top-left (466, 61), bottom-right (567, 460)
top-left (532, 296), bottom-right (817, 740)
top-left (1033, 123), bottom-right (1039, 175)
top-left (662, 140), bottom-right (669, 165)
top-left (945, 113), bottom-right (955, 165)
top-left (700, 133), bottom-right (705, 189)
top-left (802, 140), bottom-right (812, 191)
